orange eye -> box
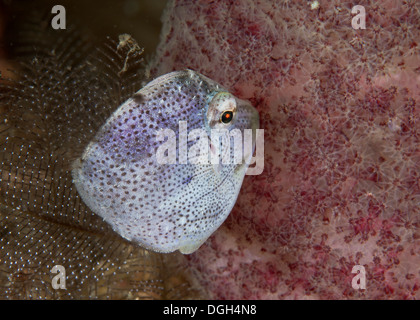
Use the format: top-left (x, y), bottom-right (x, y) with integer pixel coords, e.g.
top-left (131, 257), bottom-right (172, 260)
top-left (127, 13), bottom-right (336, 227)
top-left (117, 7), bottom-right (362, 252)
top-left (221, 111), bottom-right (233, 124)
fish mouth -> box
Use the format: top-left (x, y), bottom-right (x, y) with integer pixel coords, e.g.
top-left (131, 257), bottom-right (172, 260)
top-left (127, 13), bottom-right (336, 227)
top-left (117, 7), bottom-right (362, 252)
top-left (237, 100), bottom-right (260, 160)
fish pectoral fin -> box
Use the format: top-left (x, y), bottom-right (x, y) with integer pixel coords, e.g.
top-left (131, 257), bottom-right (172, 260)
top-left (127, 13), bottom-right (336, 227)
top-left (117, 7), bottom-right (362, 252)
top-left (212, 163), bottom-right (223, 176)
top-left (178, 238), bottom-right (207, 254)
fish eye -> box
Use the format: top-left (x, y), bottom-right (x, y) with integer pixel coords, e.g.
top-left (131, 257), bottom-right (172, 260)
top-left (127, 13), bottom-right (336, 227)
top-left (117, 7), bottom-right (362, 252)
top-left (221, 110), bottom-right (233, 124)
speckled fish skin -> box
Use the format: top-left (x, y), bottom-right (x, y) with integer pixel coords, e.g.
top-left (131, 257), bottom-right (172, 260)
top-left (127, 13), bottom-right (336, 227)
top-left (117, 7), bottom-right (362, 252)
top-left (72, 70), bottom-right (259, 254)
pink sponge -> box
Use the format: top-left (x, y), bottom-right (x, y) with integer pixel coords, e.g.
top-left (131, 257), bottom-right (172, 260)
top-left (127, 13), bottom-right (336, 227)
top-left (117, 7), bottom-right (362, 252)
top-left (148, 0), bottom-right (419, 299)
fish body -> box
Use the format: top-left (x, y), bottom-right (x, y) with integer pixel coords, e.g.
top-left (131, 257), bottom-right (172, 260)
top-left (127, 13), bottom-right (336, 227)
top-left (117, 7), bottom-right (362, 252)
top-left (72, 70), bottom-right (259, 254)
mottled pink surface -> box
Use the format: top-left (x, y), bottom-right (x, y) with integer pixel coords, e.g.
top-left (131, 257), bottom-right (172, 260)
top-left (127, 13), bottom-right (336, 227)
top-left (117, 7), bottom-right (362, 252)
top-left (148, 0), bottom-right (420, 299)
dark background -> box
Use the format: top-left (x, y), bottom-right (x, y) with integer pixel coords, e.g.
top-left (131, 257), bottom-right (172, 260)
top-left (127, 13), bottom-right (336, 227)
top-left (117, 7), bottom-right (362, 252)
top-left (0, 0), bottom-right (166, 66)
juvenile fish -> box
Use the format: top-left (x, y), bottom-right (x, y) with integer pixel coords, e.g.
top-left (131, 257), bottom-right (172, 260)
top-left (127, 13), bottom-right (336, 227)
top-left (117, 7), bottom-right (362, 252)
top-left (72, 70), bottom-right (259, 254)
